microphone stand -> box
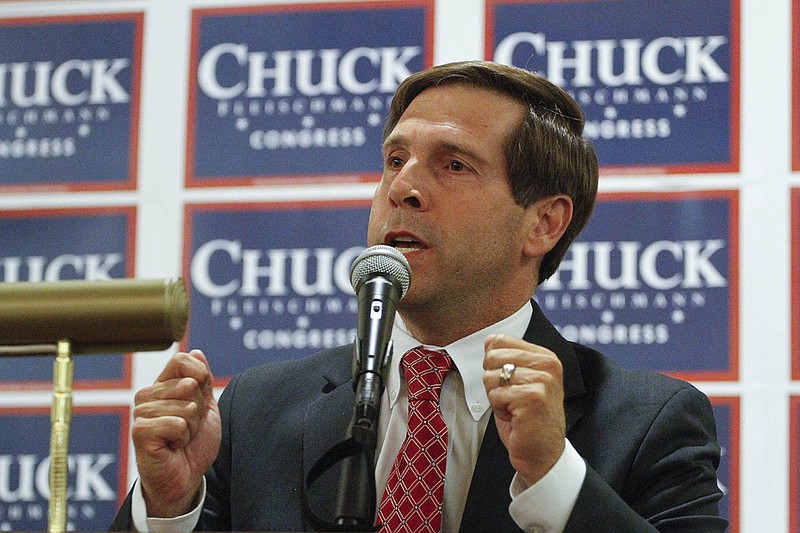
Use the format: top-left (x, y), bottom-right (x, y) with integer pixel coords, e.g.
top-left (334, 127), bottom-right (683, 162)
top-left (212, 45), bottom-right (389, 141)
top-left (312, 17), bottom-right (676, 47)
top-left (333, 339), bottom-right (392, 531)
top-left (301, 248), bottom-right (409, 531)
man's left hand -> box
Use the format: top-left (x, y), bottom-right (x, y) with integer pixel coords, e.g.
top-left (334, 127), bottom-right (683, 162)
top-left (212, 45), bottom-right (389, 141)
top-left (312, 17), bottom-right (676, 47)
top-left (483, 333), bottom-right (567, 487)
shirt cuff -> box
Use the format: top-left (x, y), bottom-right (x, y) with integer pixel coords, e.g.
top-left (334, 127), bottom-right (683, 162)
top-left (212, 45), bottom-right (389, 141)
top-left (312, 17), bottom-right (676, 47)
top-left (131, 477), bottom-right (206, 533)
top-left (508, 439), bottom-right (586, 533)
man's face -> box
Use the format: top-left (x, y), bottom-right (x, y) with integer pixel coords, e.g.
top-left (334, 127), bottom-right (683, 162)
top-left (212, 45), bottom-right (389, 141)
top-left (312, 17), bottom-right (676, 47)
top-left (367, 84), bottom-right (533, 314)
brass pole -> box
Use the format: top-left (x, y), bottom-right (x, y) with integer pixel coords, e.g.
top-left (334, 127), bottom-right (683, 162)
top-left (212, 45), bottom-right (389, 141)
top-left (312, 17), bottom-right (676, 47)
top-left (48, 339), bottom-right (73, 533)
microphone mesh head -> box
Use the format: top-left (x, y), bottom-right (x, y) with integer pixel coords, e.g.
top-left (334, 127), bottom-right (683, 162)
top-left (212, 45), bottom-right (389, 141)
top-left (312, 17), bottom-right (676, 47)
top-left (350, 245), bottom-right (412, 298)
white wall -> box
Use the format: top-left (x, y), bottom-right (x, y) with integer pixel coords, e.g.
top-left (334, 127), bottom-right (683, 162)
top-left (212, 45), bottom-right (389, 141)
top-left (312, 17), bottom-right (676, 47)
top-left (0, 0), bottom-right (796, 531)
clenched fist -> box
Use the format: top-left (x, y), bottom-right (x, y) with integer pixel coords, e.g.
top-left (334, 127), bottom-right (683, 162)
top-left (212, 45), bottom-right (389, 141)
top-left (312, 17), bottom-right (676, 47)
top-left (131, 350), bottom-right (221, 518)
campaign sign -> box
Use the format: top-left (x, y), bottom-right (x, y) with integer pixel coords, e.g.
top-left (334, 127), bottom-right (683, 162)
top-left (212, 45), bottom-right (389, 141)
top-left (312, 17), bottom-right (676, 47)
top-left (793, 189), bottom-right (800, 379)
top-left (0, 207), bottom-right (135, 389)
top-left (791, 396), bottom-right (800, 532)
top-left (0, 13), bottom-right (142, 191)
top-left (186, 1), bottom-right (434, 187)
top-left (537, 191), bottom-right (739, 380)
top-left (710, 396), bottom-right (739, 532)
top-left (486, 0), bottom-right (739, 174)
top-left (184, 201), bottom-right (371, 383)
top-left (793, 0), bottom-right (800, 170)
top-left (0, 405), bottom-right (129, 532)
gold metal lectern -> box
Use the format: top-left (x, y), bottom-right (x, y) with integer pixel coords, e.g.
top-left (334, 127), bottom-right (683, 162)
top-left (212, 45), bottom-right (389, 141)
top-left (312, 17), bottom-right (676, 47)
top-left (0, 278), bottom-right (189, 533)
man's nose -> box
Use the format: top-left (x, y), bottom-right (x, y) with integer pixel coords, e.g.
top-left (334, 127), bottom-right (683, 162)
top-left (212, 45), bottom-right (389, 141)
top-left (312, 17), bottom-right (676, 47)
top-left (386, 161), bottom-right (429, 210)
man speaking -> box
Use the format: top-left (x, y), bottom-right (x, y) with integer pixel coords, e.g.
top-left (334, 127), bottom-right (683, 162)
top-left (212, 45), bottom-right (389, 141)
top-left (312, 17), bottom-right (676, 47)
top-left (110, 61), bottom-right (727, 532)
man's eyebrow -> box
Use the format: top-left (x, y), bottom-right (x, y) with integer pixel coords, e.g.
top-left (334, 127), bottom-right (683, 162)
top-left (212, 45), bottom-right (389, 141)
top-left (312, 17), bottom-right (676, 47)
top-left (382, 131), bottom-right (407, 151)
top-left (437, 140), bottom-right (490, 166)
top-left (382, 134), bottom-right (490, 166)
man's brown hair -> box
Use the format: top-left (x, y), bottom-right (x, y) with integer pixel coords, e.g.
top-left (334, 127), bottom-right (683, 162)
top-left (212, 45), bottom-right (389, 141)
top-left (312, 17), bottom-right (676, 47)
top-left (385, 60), bottom-right (599, 283)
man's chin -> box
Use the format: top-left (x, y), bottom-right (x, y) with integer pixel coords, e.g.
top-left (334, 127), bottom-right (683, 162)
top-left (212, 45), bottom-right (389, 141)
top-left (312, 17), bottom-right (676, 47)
top-left (397, 294), bottom-right (423, 312)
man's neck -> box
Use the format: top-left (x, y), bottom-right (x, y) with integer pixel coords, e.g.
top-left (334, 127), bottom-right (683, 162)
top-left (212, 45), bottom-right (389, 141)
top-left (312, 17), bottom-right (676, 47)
top-left (398, 298), bottom-right (532, 347)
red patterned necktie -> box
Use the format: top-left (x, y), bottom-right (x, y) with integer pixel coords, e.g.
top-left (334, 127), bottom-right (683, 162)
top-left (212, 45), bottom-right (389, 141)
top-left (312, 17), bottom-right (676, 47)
top-left (376, 347), bottom-right (452, 533)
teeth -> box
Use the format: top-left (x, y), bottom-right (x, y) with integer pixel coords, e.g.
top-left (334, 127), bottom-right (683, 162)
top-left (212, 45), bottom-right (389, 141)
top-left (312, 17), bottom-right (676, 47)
top-left (391, 239), bottom-right (419, 253)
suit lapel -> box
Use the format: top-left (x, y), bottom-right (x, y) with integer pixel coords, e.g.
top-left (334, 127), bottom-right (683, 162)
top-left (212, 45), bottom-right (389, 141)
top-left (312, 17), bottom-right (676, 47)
top-left (459, 416), bottom-right (519, 532)
top-left (521, 300), bottom-right (586, 432)
top-left (461, 301), bottom-right (587, 531)
top-left (301, 346), bottom-right (356, 527)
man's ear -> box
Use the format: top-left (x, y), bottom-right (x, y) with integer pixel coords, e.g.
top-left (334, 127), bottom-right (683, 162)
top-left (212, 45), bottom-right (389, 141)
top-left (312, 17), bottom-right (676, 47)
top-left (522, 195), bottom-right (573, 259)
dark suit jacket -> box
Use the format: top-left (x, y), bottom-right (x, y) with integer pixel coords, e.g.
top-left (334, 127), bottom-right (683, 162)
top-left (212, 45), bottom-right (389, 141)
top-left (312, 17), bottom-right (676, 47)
top-left (111, 301), bottom-right (727, 532)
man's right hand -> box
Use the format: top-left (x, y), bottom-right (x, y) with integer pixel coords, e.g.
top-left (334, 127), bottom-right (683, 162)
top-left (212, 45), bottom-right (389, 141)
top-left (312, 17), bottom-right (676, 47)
top-left (131, 350), bottom-right (221, 518)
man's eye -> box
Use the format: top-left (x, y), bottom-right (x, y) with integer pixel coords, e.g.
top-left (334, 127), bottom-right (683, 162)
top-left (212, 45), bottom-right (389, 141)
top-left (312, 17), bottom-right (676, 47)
top-left (388, 157), bottom-right (403, 169)
top-left (449, 161), bottom-right (465, 172)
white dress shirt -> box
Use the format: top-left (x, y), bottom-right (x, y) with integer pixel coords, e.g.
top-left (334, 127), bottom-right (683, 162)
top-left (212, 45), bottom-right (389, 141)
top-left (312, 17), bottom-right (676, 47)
top-left (132, 302), bottom-right (586, 532)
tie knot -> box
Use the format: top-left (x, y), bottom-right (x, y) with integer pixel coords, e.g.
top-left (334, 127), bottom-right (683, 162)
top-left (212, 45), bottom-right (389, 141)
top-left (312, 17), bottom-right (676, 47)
top-left (402, 347), bottom-right (451, 402)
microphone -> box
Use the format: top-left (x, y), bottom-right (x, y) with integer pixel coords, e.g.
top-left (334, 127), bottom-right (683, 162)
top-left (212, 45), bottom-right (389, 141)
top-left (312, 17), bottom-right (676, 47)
top-left (0, 277), bottom-right (189, 355)
top-left (349, 244), bottom-right (411, 444)
top-left (332, 245), bottom-right (410, 528)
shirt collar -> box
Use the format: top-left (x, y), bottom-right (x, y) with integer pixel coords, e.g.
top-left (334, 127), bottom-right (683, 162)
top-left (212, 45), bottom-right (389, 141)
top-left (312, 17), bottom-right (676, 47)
top-left (386, 302), bottom-right (533, 421)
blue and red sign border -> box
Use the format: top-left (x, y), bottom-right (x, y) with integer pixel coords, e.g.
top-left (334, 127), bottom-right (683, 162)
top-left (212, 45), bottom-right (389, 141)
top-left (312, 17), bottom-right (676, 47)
top-left (792, 188), bottom-right (800, 379)
top-left (182, 198), bottom-right (372, 387)
top-left (184, 0), bottom-right (435, 188)
top-left (709, 395), bottom-right (739, 533)
top-left (0, 205), bottom-right (136, 390)
top-left (484, 0), bottom-right (741, 175)
top-left (789, 395), bottom-right (800, 532)
top-left (0, 404), bottom-right (130, 510)
top-left (792, 0), bottom-right (800, 171)
top-left (0, 12), bottom-right (142, 193)
top-left (589, 189), bottom-right (740, 381)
